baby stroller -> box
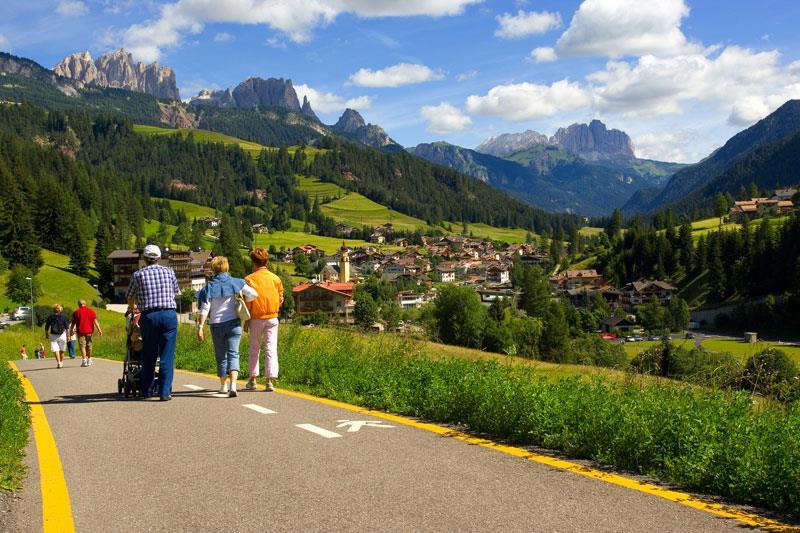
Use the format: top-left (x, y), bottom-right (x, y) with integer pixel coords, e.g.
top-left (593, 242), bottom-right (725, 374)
top-left (118, 308), bottom-right (159, 397)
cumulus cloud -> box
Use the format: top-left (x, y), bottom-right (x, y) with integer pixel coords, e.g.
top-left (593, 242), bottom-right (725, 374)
top-left (348, 63), bottom-right (444, 88)
top-left (633, 130), bottom-right (700, 163)
top-left (213, 32), bottom-right (234, 43)
top-left (57, 0), bottom-right (89, 16)
top-left (555, 0), bottom-right (697, 58)
top-left (0, 34), bottom-right (10, 53)
top-left (530, 46), bottom-right (556, 63)
top-left (456, 70), bottom-right (478, 82)
top-left (588, 46), bottom-right (800, 124)
top-left (495, 10), bottom-right (561, 39)
top-left (420, 102), bottom-right (472, 134)
top-left (179, 79), bottom-right (221, 101)
top-left (466, 80), bottom-right (591, 121)
top-left (294, 84), bottom-right (372, 114)
top-left (120, 0), bottom-right (481, 61)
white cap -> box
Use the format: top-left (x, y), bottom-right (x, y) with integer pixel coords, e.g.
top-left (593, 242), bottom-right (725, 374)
top-left (143, 245), bottom-right (161, 260)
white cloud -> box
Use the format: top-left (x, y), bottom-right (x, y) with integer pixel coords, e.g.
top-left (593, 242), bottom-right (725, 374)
top-left (120, 0), bottom-right (481, 61)
top-left (530, 46), bottom-right (556, 63)
top-left (587, 46), bottom-right (800, 124)
top-left (456, 70), bottom-right (478, 82)
top-left (495, 10), bottom-right (561, 39)
top-left (57, 0), bottom-right (89, 16)
top-left (265, 36), bottom-right (287, 49)
top-left (348, 63), bottom-right (444, 88)
top-left (0, 34), bottom-right (10, 53)
top-left (633, 130), bottom-right (700, 163)
top-left (421, 102), bottom-right (472, 134)
top-left (213, 32), bottom-right (234, 43)
top-left (466, 80), bottom-right (592, 121)
top-left (555, 0), bottom-right (697, 58)
top-left (294, 83), bottom-right (372, 114)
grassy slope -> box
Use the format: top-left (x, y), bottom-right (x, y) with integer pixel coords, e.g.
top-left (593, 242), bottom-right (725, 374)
top-left (161, 198), bottom-right (217, 219)
top-left (296, 175), bottom-right (347, 199)
top-left (320, 192), bottom-right (427, 231)
top-left (440, 223), bottom-right (532, 244)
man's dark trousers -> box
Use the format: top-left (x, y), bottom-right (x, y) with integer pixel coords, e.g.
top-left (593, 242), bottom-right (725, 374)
top-left (139, 309), bottom-right (177, 398)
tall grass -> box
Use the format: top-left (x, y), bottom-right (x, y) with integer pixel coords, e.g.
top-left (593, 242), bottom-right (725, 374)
top-left (0, 363), bottom-right (30, 490)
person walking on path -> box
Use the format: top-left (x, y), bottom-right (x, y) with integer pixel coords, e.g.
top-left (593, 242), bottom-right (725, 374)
top-left (36, 343), bottom-right (45, 359)
top-left (196, 256), bottom-right (257, 397)
top-left (19, 345), bottom-right (28, 360)
top-left (66, 328), bottom-right (76, 359)
top-left (70, 300), bottom-right (103, 367)
top-left (44, 304), bottom-right (70, 368)
top-left (126, 245), bottom-right (180, 401)
top-left (244, 248), bottom-right (284, 392)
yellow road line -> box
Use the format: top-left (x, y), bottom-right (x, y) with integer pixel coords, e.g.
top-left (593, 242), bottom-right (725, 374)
top-left (100, 358), bottom-right (797, 531)
top-left (9, 361), bottom-right (75, 533)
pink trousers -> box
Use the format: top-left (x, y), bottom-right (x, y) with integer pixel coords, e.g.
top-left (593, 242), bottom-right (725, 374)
top-left (248, 318), bottom-right (279, 379)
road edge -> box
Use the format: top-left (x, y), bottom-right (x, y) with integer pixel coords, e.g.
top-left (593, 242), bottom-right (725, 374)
top-left (9, 361), bottom-right (75, 533)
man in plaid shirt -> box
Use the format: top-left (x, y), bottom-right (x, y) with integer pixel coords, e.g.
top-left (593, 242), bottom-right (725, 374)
top-left (127, 245), bottom-right (180, 401)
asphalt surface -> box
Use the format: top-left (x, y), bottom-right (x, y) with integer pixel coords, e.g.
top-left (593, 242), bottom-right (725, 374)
top-left (9, 357), bottom-right (761, 532)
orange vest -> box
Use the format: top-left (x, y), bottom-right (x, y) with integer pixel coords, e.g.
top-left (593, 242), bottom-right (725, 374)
top-left (245, 269), bottom-right (284, 319)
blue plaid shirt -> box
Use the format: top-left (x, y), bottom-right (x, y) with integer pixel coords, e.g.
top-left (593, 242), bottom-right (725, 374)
top-left (126, 264), bottom-right (179, 311)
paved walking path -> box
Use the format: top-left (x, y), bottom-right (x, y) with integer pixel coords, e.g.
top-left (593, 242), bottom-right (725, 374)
top-left (7, 358), bottom-right (787, 532)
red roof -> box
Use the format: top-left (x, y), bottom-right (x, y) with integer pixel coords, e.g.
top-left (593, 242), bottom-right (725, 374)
top-left (293, 281), bottom-right (355, 296)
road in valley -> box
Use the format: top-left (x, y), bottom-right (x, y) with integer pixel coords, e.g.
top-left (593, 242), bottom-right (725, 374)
top-left (7, 358), bottom-right (781, 532)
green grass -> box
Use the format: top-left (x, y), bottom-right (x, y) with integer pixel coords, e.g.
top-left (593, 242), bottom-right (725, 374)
top-left (579, 227), bottom-right (604, 237)
top-left (133, 124), bottom-right (325, 160)
top-left (320, 192), bottom-right (427, 231)
top-left (252, 230), bottom-right (374, 255)
top-left (621, 339), bottom-right (694, 358)
top-left (158, 198), bottom-right (217, 219)
top-left (296, 175), bottom-right (347, 200)
top-left (702, 338), bottom-right (800, 363)
top-left (0, 362), bottom-right (29, 490)
top-left (442, 223), bottom-right (532, 244)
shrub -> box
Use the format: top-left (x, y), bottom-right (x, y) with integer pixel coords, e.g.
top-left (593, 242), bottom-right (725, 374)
top-left (742, 349), bottom-right (798, 401)
top-left (571, 335), bottom-right (628, 369)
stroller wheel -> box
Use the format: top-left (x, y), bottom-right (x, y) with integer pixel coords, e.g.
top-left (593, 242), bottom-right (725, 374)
top-left (124, 381), bottom-right (132, 397)
top-left (117, 379), bottom-right (123, 396)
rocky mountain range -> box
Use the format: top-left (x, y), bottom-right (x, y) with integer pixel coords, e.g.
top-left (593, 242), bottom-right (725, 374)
top-left (189, 77), bottom-right (319, 119)
top-left (331, 108), bottom-right (403, 152)
top-left (477, 119), bottom-right (635, 162)
top-left (54, 49), bottom-right (179, 100)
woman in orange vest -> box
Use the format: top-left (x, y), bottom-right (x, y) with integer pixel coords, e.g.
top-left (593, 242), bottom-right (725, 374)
top-left (244, 248), bottom-right (284, 391)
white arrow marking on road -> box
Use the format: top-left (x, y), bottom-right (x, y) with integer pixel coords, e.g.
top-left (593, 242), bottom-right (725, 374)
top-left (243, 404), bottom-right (276, 415)
top-left (296, 424), bottom-right (342, 439)
top-left (336, 420), bottom-right (396, 432)
top-left (183, 384), bottom-right (204, 391)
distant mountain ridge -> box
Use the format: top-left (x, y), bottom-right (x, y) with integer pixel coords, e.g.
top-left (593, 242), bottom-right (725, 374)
top-left (477, 119), bottom-right (635, 162)
top-left (54, 49), bottom-right (179, 100)
top-left (412, 141), bottom-right (682, 215)
top-left (623, 100), bottom-right (800, 213)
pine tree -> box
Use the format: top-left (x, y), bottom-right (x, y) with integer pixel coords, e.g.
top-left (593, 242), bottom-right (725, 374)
top-left (213, 216), bottom-right (245, 277)
top-left (94, 222), bottom-right (115, 294)
top-left (68, 231), bottom-right (91, 278)
top-left (0, 161), bottom-right (42, 272)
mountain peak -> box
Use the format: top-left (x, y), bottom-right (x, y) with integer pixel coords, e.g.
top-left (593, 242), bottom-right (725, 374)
top-left (475, 129), bottom-right (549, 157)
top-left (188, 76), bottom-right (317, 119)
top-left (54, 48), bottom-right (179, 100)
top-left (551, 120), bottom-right (634, 160)
top-left (301, 95), bottom-right (319, 121)
top-left (334, 108), bottom-right (366, 133)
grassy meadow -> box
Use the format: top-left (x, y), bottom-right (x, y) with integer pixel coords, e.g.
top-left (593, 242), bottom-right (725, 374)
top-left (296, 175), bottom-right (347, 199)
top-left (320, 192), bottom-right (427, 231)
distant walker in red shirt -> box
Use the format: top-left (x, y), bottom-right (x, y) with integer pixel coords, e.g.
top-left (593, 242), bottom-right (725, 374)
top-left (70, 300), bottom-right (103, 367)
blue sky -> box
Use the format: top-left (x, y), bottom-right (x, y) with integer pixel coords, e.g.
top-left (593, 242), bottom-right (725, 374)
top-left (3, 0), bottom-right (800, 162)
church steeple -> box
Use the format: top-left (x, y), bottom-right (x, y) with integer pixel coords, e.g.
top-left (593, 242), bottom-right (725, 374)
top-left (338, 241), bottom-right (350, 282)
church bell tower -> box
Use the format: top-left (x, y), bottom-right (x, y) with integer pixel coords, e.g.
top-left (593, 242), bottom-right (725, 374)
top-left (338, 242), bottom-right (351, 283)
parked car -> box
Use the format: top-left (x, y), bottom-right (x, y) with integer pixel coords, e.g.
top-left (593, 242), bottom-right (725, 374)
top-left (685, 332), bottom-right (696, 339)
top-left (11, 306), bottom-right (31, 320)
top-left (633, 335), bottom-right (644, 342)
top-left (649, 335), bottom-right (661, 341)
top-left (625, 336), bottom-right (636, 343)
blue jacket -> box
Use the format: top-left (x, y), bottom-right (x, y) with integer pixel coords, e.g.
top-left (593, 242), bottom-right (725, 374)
top-left (195, 273), bottom-right (246, 304)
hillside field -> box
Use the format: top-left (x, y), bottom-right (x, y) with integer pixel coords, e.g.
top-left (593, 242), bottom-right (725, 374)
top-left (320, 192), bottom-right (427, 232)
top-left (296, 175), bottom-right (347, 199)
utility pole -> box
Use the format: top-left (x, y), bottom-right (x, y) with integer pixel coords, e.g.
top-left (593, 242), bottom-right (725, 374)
top-left (25, 276), bottom-right (34, 331)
